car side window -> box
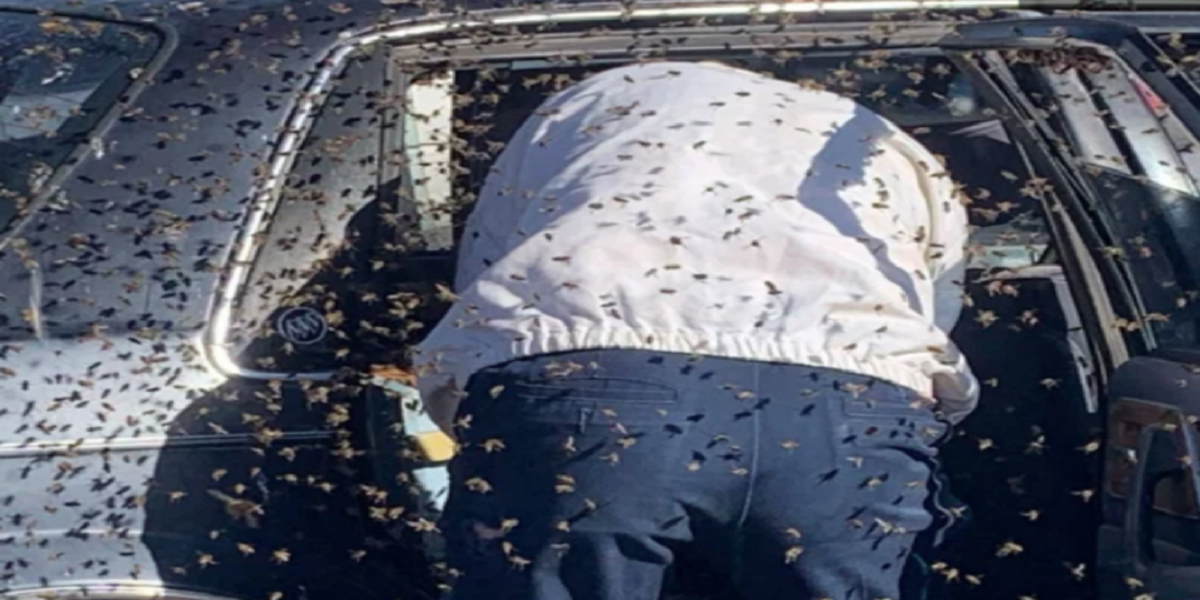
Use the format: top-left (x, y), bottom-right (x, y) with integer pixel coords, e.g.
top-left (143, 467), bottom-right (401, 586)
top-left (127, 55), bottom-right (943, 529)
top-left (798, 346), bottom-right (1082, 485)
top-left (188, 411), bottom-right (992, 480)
top-left (1000, 48), bottom-right (1200, 350)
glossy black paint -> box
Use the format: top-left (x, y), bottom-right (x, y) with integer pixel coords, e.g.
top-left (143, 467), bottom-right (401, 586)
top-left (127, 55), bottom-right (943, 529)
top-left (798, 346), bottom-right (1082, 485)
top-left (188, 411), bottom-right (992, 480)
top-left (0, 0), bottom-right (401, 339)
top-left (3, 1), bottom-right (1200, 599)
top-left (0, 1), bottom-right (436, 598)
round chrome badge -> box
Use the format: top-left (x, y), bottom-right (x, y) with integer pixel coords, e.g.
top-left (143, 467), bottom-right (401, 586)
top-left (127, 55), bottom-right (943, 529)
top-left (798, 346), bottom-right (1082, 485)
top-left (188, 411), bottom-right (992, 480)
top-left (276, 306), bottom-right (328, 346)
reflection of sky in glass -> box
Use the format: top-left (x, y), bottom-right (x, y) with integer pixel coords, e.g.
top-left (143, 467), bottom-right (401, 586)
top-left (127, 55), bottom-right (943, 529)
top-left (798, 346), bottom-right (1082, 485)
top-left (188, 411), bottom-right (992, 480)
top-left (0, 12), bottom-right (151, 237)
top-left (403, 72), bottom-right (456, 251)
top-left (0, 46), bottom-right (123, 142)
top-left (0, 89), bottom-right (94, 141)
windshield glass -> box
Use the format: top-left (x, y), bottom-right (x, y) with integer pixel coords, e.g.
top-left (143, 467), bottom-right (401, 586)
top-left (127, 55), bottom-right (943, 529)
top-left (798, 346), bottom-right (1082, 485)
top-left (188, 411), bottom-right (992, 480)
top-left (0, 11), bottom-right (160, 234)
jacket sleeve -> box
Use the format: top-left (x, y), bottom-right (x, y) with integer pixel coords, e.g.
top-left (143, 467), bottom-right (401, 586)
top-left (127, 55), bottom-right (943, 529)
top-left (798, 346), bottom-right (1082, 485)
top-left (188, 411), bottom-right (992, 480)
top-left (417, 107), bottom-right (544, 436)
top-left (916, 142), bottom-right (980, 425)
top-left (452, 113), bottom-right (539, 291)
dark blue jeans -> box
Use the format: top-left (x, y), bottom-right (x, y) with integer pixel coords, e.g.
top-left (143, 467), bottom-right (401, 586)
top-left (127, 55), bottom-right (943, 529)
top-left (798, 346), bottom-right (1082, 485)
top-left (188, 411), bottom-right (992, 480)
top-left (440, 349), bottom-right (948, 600)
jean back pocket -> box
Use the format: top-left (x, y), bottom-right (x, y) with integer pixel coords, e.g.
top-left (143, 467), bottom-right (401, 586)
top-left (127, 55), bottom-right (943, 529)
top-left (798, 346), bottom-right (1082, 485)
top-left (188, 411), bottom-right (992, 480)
top-left (490, 376), bottom-right (679, 428)
top-left (835, 381), bottom-right (945, 449)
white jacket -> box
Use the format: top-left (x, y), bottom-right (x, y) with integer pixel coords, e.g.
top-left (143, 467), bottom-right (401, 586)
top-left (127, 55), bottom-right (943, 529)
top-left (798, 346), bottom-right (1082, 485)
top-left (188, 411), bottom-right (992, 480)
top-left (414, 61), bottom-right (979, 430)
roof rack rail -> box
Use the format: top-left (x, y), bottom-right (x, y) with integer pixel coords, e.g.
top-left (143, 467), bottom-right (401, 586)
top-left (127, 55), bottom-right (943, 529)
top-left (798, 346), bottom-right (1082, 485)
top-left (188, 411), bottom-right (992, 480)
top-left (1021, 0), bottom-right (1198, 10)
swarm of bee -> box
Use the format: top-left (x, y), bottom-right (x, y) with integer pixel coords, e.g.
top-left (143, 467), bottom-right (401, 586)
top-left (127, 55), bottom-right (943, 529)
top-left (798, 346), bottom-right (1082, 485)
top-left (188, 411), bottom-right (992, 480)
top-left (4, 2), bottom-right (1200, 600)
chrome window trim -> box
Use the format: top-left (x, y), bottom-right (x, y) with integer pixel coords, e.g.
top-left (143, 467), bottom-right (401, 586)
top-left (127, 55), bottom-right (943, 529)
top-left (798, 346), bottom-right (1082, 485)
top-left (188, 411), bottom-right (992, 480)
top-left (204, 0), bottom-right (1024, 380)
top-left (1086, 60), bottom-right (1198, 196)
top-left (1040, 67), bottom-right (1133, 176)
top-left (392, 21), bottom-right (961, 62)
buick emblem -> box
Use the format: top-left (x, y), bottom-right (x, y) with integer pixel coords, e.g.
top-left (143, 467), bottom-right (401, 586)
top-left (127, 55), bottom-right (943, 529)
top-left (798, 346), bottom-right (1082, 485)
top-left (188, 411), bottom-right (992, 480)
top-left (276, 306), bottom-right (328, 345)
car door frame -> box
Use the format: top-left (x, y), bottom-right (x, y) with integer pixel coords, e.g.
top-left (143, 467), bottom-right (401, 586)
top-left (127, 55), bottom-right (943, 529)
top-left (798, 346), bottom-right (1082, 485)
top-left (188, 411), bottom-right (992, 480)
top-left (368, 6), bottom-right (1036, 488)
top-left (939, 15), bottom-right (1200, 599)
top-left (1082, 11), bottom-right (1200, 373)
top-left (937, 18), bottom-right (1155, 374)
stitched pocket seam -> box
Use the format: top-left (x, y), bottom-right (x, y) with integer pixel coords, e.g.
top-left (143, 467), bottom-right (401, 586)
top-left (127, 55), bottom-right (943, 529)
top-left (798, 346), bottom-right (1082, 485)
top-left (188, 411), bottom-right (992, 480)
top-left (510, 379), bottom-right (678, 404)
